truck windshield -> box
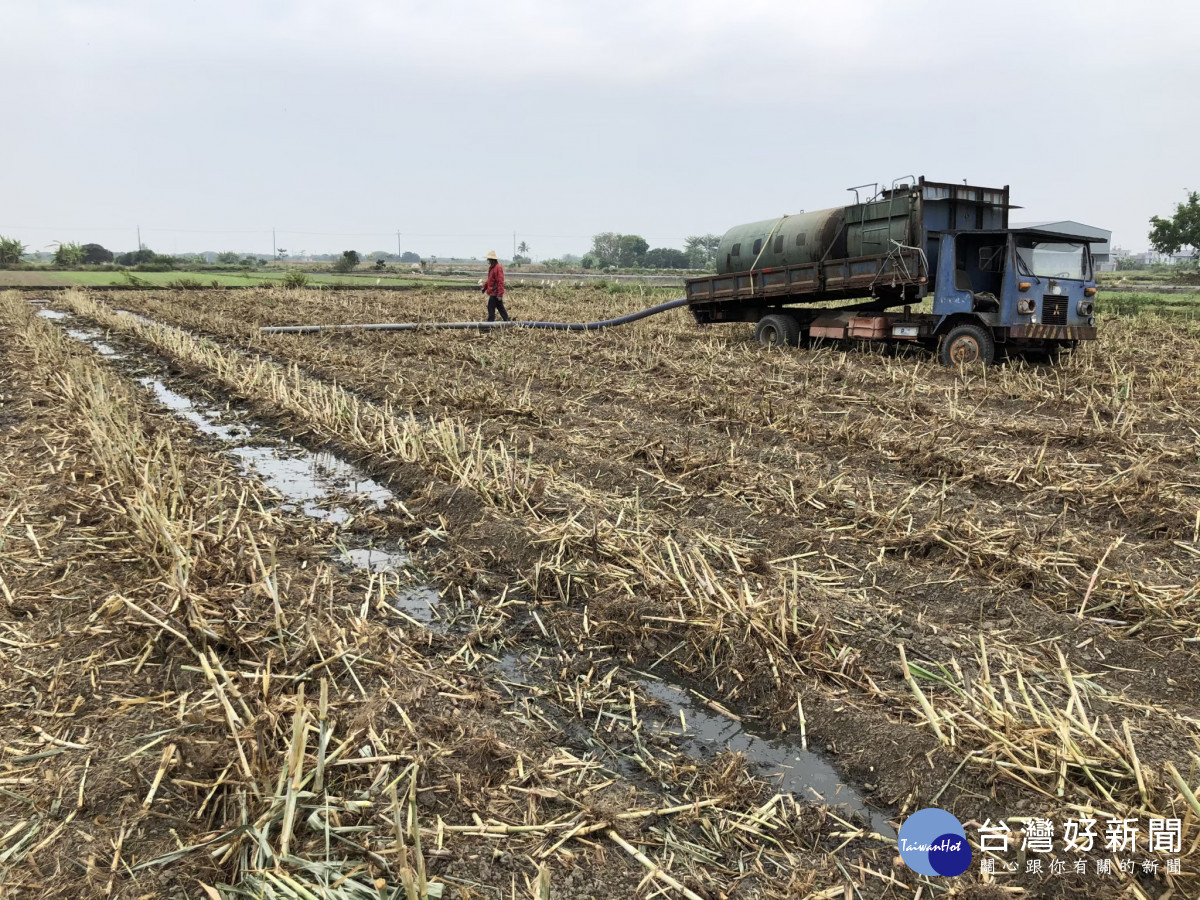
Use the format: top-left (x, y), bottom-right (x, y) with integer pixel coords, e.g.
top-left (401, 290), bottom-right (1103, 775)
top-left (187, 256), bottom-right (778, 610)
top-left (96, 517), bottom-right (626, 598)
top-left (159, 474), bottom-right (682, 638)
top-left (1014, 238), bottom-right (1090, 280)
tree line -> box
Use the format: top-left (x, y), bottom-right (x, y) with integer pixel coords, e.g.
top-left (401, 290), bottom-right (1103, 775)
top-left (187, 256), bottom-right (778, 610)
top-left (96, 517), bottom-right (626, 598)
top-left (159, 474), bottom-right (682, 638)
top-left (9, 194), bottom-right (1190, 275)
top-left (581, 233), bottom-right (721, 271)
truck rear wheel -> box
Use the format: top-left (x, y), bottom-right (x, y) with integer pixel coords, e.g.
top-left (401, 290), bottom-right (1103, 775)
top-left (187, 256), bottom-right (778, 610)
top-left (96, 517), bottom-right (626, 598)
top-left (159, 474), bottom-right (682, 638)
top-left (755, 314), bottom-right (800, 349)
top-left (939, 322), bottom-right (995, 367)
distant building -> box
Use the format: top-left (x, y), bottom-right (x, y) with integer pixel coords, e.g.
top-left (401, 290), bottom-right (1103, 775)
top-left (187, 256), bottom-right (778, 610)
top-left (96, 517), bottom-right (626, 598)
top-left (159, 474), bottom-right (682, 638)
top-left (1014, 220), bottom-right (1113, 271)
top-left (1132, 250), bottom-right (1174, 265)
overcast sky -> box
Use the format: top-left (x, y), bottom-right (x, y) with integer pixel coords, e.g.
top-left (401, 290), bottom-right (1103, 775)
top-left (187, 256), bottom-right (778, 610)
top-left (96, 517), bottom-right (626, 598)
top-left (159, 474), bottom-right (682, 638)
top-left (2, 1), bottom-right (1196, 259)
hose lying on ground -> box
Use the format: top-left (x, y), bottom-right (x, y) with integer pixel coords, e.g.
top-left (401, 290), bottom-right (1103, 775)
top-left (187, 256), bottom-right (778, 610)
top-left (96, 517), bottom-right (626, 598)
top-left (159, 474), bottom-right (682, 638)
top-left (259, 297), bottom-right (689, 335)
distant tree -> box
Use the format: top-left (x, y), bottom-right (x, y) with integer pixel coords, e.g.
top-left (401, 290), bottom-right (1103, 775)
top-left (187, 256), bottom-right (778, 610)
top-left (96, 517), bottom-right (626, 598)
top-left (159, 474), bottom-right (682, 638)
top-left (617, 234), bottom-right (648, 268)
top-left (374, 257), bottom-right (387, 270)
top-left (115, 248), bottom-right (156, 266)
top-left (276, 248), bottom-right (287, 260)
top-left (644, 247), bottom-right (690, 269)
top-left (1149, 191), bottom-right (1200, 259)
top-left (215, 251), bottom-right (241, 265)
top-left (52, 242), bottom-right (85, 267)
top-left (685, 234), bottom-right (721, 269)
top-left (580, 254), bottom-right (597, 270)
top-left (81, 243), bottom-right (114, 265)
top-left (589, 232), bottom-right (622, 269)
top-left (517, 241), bottom-right (529, 263)
top-left (331, 250), bottom-right (361, 273)
top-left (399, 251), bottom-right (421, 263)
top-left (0, 235), bottom-right (27, 267)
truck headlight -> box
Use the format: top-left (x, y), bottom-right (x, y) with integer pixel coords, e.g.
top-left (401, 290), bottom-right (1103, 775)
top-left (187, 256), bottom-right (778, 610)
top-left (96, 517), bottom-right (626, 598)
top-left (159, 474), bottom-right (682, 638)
top-left (1078, 300), bottom-right (1094, 316)
top-left (1017, 297), bottom-right (1036, 315)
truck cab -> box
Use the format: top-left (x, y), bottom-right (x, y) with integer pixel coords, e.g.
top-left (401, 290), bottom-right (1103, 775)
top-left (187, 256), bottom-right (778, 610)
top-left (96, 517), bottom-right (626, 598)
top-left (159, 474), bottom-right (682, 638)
top-left (933, 229), bottom-right (1097, 364)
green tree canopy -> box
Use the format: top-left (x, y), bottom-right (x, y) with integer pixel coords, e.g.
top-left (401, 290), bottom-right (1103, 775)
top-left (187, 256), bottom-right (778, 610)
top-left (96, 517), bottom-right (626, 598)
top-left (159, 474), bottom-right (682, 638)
top-left (685, 234), bottom-right (721, 269)
top-left (0, 235), bottom-right (27, 266)
top-left (81, 243), bottom-right (114, 265)
top-left (1149, 191), bottom-right (1200, 258)
top-left (52, 242), bottom-right (85, 267)
top-left (644, 247), bottom-right (690, 269)
top-left (116, 248), bottom-right (156, 266)
top-left (216, 251), bottom-right (242, 265)
top-left (617, 234), bottom-right (648, 267)
top-left (332, 250), bottom-right (361, 273)
top-left (589, 232), bottom-right (622, 268)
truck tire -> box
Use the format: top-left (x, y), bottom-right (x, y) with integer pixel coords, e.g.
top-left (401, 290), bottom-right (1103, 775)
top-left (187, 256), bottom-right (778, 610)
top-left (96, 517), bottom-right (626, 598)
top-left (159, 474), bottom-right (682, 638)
top-left (939, 322), bottom-right (995, 367)
top-left (755, 314), bottom-right (800, 349)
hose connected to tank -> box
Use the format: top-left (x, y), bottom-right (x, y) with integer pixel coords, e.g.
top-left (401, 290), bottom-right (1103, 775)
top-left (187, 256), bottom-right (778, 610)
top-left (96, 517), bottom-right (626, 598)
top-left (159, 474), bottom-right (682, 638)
top-left (259, 297), bottom-right (689, 335)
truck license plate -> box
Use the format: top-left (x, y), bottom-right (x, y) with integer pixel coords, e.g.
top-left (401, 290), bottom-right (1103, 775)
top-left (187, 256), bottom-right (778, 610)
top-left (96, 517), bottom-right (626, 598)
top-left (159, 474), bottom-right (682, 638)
top-left (892, 325), bottom-right (919, 337)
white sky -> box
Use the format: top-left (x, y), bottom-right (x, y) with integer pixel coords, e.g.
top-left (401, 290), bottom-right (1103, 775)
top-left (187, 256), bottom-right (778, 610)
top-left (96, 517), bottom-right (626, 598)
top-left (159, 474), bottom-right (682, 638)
top-left (2, 0), bottom-right (1196, 258)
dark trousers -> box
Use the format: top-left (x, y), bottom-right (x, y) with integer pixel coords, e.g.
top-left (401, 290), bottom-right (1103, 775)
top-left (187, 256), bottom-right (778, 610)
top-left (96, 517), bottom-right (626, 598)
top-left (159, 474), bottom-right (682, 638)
top-left (487, 294), bottom-right (509, 322)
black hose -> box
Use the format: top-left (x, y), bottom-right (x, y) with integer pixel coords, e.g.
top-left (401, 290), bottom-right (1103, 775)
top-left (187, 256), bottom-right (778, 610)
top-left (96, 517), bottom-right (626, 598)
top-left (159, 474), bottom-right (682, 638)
top-left (259, 297), bottom-right (690, 335)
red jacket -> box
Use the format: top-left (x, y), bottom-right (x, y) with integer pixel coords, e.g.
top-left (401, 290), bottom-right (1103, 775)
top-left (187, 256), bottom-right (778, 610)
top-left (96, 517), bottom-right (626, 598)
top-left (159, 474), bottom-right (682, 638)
top-left (484, 263), bottom-right (505, 297)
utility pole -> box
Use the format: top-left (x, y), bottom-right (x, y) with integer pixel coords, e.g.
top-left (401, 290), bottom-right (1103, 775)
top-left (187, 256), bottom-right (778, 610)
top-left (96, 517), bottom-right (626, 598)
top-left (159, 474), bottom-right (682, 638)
top-left (397, 230), bottom-right (401, 259)
top-left (272, 227), bottom-right (276, 260)
top-left (512, 231), bottom-right (516, 262)
top-left (136, 225), bottom-right (141, 251)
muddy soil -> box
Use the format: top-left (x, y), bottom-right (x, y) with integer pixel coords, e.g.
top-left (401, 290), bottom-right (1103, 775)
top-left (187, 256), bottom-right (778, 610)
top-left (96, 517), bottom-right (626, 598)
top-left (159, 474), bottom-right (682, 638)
top-left (2, 294), bottom-right (921, 900)
top-left (11, 286), bottom-right (1200, 898)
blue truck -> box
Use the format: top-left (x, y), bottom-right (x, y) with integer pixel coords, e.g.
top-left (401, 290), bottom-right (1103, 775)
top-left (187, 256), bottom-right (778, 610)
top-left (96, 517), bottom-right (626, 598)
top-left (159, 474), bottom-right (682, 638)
top-left (684, 177), bottom-right (1098, 365)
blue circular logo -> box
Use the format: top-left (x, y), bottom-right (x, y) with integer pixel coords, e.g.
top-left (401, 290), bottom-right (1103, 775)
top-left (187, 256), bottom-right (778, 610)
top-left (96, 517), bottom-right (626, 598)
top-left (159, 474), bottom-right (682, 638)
top-left (898, 808), bottom-right (971, 877)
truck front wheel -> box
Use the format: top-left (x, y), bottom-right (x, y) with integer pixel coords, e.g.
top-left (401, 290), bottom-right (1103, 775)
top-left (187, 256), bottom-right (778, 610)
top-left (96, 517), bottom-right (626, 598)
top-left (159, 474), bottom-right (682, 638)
top-left (755, 314), bottom-right (800, 349)
top-left (939, 322), bottom-right (995, 367)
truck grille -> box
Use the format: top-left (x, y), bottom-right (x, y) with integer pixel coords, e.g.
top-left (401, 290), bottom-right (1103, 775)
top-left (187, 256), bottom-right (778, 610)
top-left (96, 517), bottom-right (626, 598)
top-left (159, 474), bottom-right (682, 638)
top-left (1042, 295), bottom-right (1068, 326)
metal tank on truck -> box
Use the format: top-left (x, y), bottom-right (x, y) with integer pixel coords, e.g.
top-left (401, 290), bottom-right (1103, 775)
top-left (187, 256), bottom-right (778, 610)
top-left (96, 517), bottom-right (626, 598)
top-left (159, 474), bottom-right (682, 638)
top-left (685, 176), bottom-right (1098, 365)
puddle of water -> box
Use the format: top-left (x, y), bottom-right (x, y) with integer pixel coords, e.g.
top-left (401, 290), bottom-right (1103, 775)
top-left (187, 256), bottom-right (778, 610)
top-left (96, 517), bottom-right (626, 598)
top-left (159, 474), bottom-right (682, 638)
top-left (49, 317), bottom-right (446, 631)
top-left (344, 547), bottom-right (409, 572)
top-left (229, 447), bottom-right (392, 525)
top-left (495, 651), bottom-right (532, 686)
top-left (493, 651), bottom-right (894, 837)
top-left (639, 678), bottom-right (895, 837)
top-left (138, 377), bottom-right (247, 442)
top-left (394, 585), bottom-right (439, 623)
top-left (340, 552), bottom-right (440, 625)
top-left (66, 328), bottom-right (121, 357)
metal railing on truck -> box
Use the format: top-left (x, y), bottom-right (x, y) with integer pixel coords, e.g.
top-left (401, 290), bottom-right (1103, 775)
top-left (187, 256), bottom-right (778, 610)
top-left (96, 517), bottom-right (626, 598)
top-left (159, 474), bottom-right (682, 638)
top-left (684, 247), bottom-right (927, 309)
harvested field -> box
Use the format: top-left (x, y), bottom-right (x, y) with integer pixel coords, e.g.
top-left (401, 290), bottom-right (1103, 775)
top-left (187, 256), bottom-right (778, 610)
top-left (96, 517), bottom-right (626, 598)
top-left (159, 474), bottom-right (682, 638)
top-left (4, 285), bottom-right (1200, 899)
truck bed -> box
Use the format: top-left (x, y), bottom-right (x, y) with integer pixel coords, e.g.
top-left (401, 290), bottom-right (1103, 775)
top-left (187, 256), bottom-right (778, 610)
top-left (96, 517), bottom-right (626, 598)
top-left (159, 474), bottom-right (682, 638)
top-left (686, 248), bottom-right (927, 323)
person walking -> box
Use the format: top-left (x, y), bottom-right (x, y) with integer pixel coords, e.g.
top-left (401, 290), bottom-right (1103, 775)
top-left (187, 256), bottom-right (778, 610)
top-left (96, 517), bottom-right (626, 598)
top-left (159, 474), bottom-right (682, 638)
top-left (482, 250), bottom-right (509, 322)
